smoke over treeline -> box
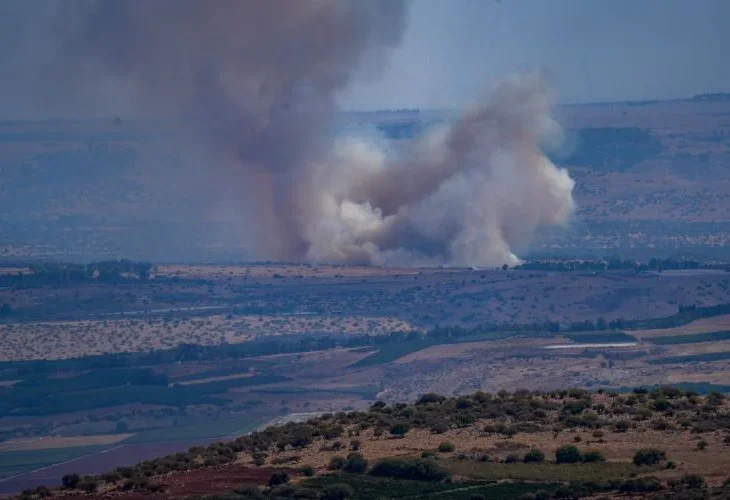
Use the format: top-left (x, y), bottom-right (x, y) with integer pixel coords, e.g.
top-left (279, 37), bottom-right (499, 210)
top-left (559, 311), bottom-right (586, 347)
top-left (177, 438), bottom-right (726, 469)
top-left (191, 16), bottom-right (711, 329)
top-left (2, 0), bottom-right (575, 267)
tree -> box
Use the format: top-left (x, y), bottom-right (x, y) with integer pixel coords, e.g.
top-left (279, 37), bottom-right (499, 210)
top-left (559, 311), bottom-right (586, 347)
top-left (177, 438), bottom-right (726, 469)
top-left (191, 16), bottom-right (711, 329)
top-left (344, 452), bottom-right (368, 473)
top-left (581, 450), bottom-right (605, 463)
top-left (268, 471), bottom-right (290, 487)
top-left (328, 455), bottom-right (346, 470)
top-left (555, 445), bottom-right (582, 464)
top-left (389, 422), bottom-right (410, 437)
top-left (116, 420), bottom-right (129, 433)
top-left (523, 448), bottom-right (545, 463)
top-left (323, 483), bottom-right (354, 500)
top-left (633, 448), bottom-right (666, 466)
top-left (438, 442), bottom-right (455, 453)
top-left (62, 473), bottom-right (81, 489)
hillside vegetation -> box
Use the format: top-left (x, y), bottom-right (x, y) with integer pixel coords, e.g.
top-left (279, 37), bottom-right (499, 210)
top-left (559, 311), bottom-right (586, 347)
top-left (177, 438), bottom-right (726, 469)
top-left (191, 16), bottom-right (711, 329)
top-left (16, 387), bottom-right (730, 499)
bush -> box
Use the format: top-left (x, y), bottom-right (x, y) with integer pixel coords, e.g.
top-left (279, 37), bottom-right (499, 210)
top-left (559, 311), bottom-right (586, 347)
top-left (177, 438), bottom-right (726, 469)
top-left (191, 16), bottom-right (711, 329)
top-left (430, 422), bottom-right (449, 434)
top-left (390, 422), bottom-right (410, 437)
top-left (438, 441), bottom-right (455, 453)
top-left (328, 455), bottom-right (346, 470)
top-left (504, 454), bottom-right (520, 464)
top-left (417, 393), bottom-right (446, 405)
top-left (555, 445), bottom-right (582, 464)
top-left (369, 458), bottom-right (450, 482)
top-left (592, 430), bottom-right (604, 439)
top-left (421, 451), bottom-right (436, 458)
top-left (323, 483), bottom-right (355, 500)
top-left (523, 448), bottom-right (545, 463)
top-left (582, 450), bottom-right (605, 463)
top-left (267, 471), bottom-right (290, 487)
top-left (78, 478), bottom-right (98, 493)
top-left (300, 465), bottom-right (315, 477)
top-left (681, 474), bottom-right (706, 489)
top-left (62, 473), bottom-right (80, 489)
top-left (633, 448), bottom-right (666, 466)
top-left (619, 477), bottom-right (661, 494)
top-left (349, 439), bottom-right (361, 451)
top-left (343, 452), bottom-right (368, 473)
top-left (614, 420), bottom-right (630, 433)
top-left (697, 439), bottom-right (708, 450)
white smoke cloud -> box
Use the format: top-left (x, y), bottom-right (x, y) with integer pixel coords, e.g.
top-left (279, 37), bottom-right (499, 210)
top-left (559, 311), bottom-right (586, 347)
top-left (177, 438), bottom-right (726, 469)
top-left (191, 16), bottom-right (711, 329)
top-left (299, 74), bottom-right (576, 267)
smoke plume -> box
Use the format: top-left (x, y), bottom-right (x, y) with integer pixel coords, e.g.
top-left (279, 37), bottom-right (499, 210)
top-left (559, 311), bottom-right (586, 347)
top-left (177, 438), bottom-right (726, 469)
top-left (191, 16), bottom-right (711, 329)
top-left (5, 0), bottom-right (575, 267)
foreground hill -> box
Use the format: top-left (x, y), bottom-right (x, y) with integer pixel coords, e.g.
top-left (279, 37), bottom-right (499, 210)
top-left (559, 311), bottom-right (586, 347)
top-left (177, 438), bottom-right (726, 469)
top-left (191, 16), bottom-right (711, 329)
top-left (15, 387), bottom-right (730, 499)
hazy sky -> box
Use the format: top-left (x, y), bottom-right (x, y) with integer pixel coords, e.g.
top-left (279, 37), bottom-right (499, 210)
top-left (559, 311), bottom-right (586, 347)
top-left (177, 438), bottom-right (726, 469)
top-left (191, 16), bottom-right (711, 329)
top-left (341, 0), bottom-right (730, 109)
top-left (1, 0), bottom-right (729, 115)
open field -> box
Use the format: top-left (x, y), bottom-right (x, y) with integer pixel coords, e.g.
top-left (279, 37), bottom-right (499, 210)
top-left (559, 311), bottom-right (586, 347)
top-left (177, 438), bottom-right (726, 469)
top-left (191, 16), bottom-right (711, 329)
top-left (0, 435), bottom-right (131, 453)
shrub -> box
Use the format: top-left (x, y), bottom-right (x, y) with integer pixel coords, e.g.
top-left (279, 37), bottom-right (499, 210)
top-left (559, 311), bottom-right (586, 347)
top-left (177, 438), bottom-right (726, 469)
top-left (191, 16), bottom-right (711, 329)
top-left (592, 430), bottom-right (604, 439)
top-left (504, 454), bottom-right (520, 464)
top-left (573, 435), bottom-right (582, 443)
top-left (523, 448), bottom-right (545, 463)
top-left (322, 483), bottom-right (355, 500)
top-left (328, 455), bottom-right (346, 470)
top-left (421, 451), bottom-right (436, 458)
top-left (417, 393), bottom-right (445, 405)
top-left (343, 452), bottom-right (368, 473)
top-left (633, 448), bottom-right (666, 466)
top-left (614, 420), bottom-right (630, 433)
top-left (78, 478), bottom-right (98, 493)
top-left (697, 439), bottom-right (708, 450)
top-left (369, 458), bottom-right (450, 482)
top-left (349, 439), bottom-right (361, 451)
top-left (555, 445), bottom-right (582, 464)
top-left (582, 450), bottom-right (605, 463)
top-left (438, 441), bottom-right (455, 453)
top-left (430, 422), bottom-right (449, 434)
top-left (62, 473), bottom-right (80, 489)
top-left (619, 477), bottom-right (662, 494)
top-left (681, 474), bottom-right (706, 489)
top-left (389, 422), bottom-right (410, 437)
top-left (268, 471), bottom-right (290, 487)
top-left (300, 465), bottom-right (315, 477)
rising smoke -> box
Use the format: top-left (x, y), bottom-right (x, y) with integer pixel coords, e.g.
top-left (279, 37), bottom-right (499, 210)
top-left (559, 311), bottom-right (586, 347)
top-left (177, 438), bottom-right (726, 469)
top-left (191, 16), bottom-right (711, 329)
top-left (6, 0), bottom-right (575, 267)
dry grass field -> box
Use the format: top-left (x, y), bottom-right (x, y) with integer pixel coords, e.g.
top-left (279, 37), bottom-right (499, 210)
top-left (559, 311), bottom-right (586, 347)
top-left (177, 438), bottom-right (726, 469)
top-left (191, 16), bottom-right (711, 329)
top-left (0, 314), bottom-right (414, 361)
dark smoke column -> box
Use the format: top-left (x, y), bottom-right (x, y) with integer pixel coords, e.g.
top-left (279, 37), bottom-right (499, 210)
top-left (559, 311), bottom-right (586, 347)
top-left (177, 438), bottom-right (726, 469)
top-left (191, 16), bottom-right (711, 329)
top-left (41, 0), bottom-right (408, 260)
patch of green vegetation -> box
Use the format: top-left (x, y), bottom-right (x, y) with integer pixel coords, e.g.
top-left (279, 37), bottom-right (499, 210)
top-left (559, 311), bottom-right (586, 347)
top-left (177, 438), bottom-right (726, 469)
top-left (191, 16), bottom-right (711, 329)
top-left (0, 446), bottom-right (106, 479)
top-left (249, 385), bottom-right (379, 399)
top-left (647, 330), bottom-right (730, 345)
top-left (300, 473), bottom-right (558, 500)
top-left (648, 351), bottom-right (730, 364)
top-left (0, 374), bottom-right (289, 417)
top-left (351, 332), bottom-right (528, 368)
top-left (121, 416), bottom-right (266, 444)
top-left (564, 331), bottom-right (636, 343)
top-left (444, 460), bottom-right (641, 482)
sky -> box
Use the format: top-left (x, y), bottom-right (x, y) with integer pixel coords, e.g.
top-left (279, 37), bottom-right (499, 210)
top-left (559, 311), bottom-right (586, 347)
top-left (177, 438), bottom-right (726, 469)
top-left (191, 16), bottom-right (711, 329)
top-left (1, 0), bottom-right (729, 115)
top-left (341, 0), bottom-right (730, 109)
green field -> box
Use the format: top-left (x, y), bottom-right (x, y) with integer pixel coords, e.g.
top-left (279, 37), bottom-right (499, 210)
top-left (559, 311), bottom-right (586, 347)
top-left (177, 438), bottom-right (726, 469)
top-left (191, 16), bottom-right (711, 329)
top-left (648, 351), bottom-right (730, 364)
top-left (564, 331), bottom-right (636, 343)
top-left (300, 474), bottom-right (559, 500)
top-left (444, 460), bottom-right (641, 482)
top-left (0, 445), bottom-right (106, 479)
top-left (122, 415), bottom-right (267, 444)
top-left (648, 330), bottom-right (730, 345)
